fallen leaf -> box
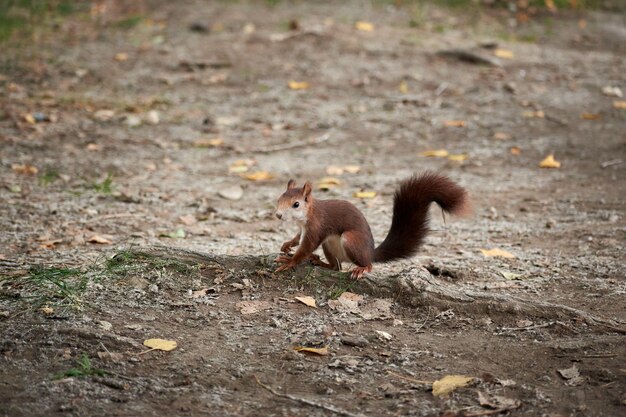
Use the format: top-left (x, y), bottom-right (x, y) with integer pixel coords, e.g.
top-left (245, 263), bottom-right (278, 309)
top-left (539, 154), bottom-right (561, 168)
top-left (194, 138), bottom-right (224, 148)
top-left (354, 191), bottom-right (376, 199)
top-left (88, 235), bottom-right (112, 244)
top-left (493, 132), bottom-right (511, 140)
top-left (432, 375), bottom-right (474, 397)
top-left (500, 271), bottom-right (523, 280)
top-left (236, 300), bottom-right (272, 315)
top-left (294, 296), bottom-right (317, 308)
top-left (375, 330), bottom-right (393, 340)
top-left (443, 120), bottom-right (466, 127)
top-left (580, 113), bottom-right (601, 120)
top-left (544, 0), bottom-right (557, 12)
top-left (447, 154), bottom-right (468, 162)
top-left (243, 22), bottom-right (255, 34)
top-left (142, 338), bottom-right (177, 351)
top-left (493, 48), bottom-right (514, 59)
top-left (40, 306), bottom-right (54, 315)
top-left (355, 21), bottom-right (374, 32)
top-left (191, 288), bottom-right (210, 298)
top-left (418, 149), bottom-right (448, 157)
top-left (244, 171), bottom-right (273, 181)
top-left (12, 164), bottom-right (38, 175)
top-left (294, 346), bottom-right (329, 356)
top-left (114, 52), bottom-right (129, 62)
top-left (510, 146), bottom-right (521, 155)
top-left (343, 165), bottom-right (361, 174)
top-left (399, 80), bottom-right (408, 94)
top-left (23, 113), bottom-right (36, 124)
top-left (86, 143), bottom-right (101, 151)
top-left (558, 364), bottom-right (581, 380)
top-left (179, 214), bottom-right (197, 226)
top-left (146, 110), bottom-right (160, 125)
top-left (601, 86), bottom-right (623, 98)
top-left (94, 109), bottom-right (115, 121)
top-left (480, 248), bottom-right (516, 258)
top-left (288, 80), bottom-right (310, 90)
top-left (522, 110), bottom-right (545, 118)
top-left (160, 228), bottom-right (186, 239)
top-left (339, 292), bottom-right (363, 303)
top-left (325, 165), bottom-right (344, 176)
top-left (613, 100), bottom-right (626, 109)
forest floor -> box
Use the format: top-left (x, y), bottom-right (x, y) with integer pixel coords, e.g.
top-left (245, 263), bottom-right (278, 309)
top-left (0, 1), bottom-right (625, 416)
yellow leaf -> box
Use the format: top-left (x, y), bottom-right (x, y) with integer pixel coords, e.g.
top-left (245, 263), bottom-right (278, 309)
top-left (229, 165), bottom-right (249, 173)
top-left (23, 113), bottom-right (36, 124)
top-left (493, 48), bottom-right (514, 59)
top-left (493, 132), bottom-right (511, 140)
top-left (143, 338), bottom-right (177, 352)
top-left (399, 80), bottom-right (408, 94)
top-left (343, 165), bottom-right (361, 174)
top-left (613, 100), bottom-right (626, 109)
top-left (447, 154), bottom-right (468, 162)
top-left (88, 235), bottom-right (112, 244)
top-left (294, 346), bottom-right (329, 356)
top-left (325, 165), bottom-right (344, 176)
top-left (539, 154), bottom-right (561, 168)
top-left (114, 52), bottom-right (129, 62)
top-left (40, 306), bottom-right (54, 315)
top-left (294, 296), bottom-right (317, 308)
top-left (418, 149), bottom-right (449, 157)
top-left (544, 0), bottom-right (557, 12)
top-left (319, 177), bottom-right (342, 185)
top-left (443, 120), bottom-right (466, 127)
top-left (432, 375), bottom-right (474, 397)
top-left (11, 164), bottom-right (38, 175)
top-left (581, 113), bottom-right (601, 120)
top-left (480, 248), bottom-right (516, 258)
top-left (244, 171), bottom-right (274, 181)
top-left (288, 81), bottom-right (310, 90)
top-left (355, 21), bottom-right (374, 32)
top-left (522, 110), bottom-right (545, 118)
top-left (354, 191), bottom-right (376, 199)
top-left (194, 138), bottom-right (224, 148)
top-left (510, 146), bottom-right (521, 155)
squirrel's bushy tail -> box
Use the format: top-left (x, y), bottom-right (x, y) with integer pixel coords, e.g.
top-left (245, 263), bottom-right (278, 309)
top-left (373, 172), bottom-right (468, 263)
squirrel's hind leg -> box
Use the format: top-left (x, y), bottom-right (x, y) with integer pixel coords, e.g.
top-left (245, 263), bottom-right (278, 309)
top-left (321, 242), bottom-right (342, 271)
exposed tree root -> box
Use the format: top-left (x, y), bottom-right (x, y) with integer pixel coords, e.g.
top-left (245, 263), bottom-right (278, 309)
top-left (126, 247), bottom-right (626, 334)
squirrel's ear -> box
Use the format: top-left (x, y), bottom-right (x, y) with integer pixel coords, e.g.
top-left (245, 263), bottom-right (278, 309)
top-left (302, 181), bottom-right (312, 199)
top-left (287, 179), bottom-right (297, 189)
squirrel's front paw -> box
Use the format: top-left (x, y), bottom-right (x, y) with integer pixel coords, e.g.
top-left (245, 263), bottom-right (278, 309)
top-left (274, 254), bottom-right (292, 265)
top-left (280, 242), bottom-right (294, 253)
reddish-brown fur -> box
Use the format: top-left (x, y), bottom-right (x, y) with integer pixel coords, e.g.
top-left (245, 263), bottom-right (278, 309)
top-left (275, 171), bottom-right (468, 279)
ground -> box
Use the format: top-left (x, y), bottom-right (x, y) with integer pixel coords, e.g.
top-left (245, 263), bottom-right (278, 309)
top-left (0, 1), bottom-right (625, 416)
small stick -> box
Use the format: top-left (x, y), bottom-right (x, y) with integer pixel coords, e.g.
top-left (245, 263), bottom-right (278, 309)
top-left (252, 132), bottom-right (331, 154)
top-left (387, 371), bottom-right (433, 385)
top-left (462, 404), bottom-right (521, 417)
top-left (501, 321), bottom-right (555, 331)
top-left (254, 375), bottom-right (367, 417)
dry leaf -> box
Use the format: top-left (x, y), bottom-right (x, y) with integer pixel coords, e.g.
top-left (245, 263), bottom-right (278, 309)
top-left (601, 86), bottom-right (622, 98)
top-left (23, 113), bottom-right (36, 124)
top-left (191, 288), bottom-right (210, 298)
top-left (236, 300), bottom-right (272, 315)
top-left (325, 165), bottom-right (344, 176)
top-left (294, 346), bottom-right (329, 356)
top-left (539, 154), bottom-right (561, 168)
top-left (244, 171), bottom-right (274, 181)
top-left (179, 214), bottom-right (197, 226)
top-left (243, 23), bottom-right (255, 34)
top-left (580, 113), bottom-right (601, 120)
top-left (355, 21), bottom-right (374, 32)
top-left (343, 165), bottom-right (361, 174)
top-left (40, 306), bottom-right (54, 315)
top-left (398, 80), bottom-right (408, 94)
top-left (294, 296), bottom-right (317, 308)
top-left (432, 375), bottom-right (474, 397)
top-left (544, 0), bottom-right (557, 12)
top-left (288, 81), bottom-right (310, 90)
top-left (613, 100), bottom-right (626, 109)
top-left (523, 110), bottom-right (545, 118)
top-left (88, 235), bottom-right (112, 244)
top-left (493, 48), bottom-right (514, 59)
top-left (418, 149), bottom-right (449, 157)
top-left (12, 164), bottom-right (38, 175)
top-left (354, 191), bottom-right (376, 199)
top-left (194, 138), bottom-right (224, 148)
top-left (375, 330), bottom-right (393, 340)
top-left (114, 52), bottom-right (129, 62)
top-left (480, 248), bottom-right (516, 258)
top-left (143, 338), bottom-right (177, 351)
top-left (447, 154), bottom-right (468, 162)
top-left (86, 143), bottom-right (101, 151)
top-left (493, 132), bottom-right (511, 140)
top-left (443, 120), bottom-right (466, 127)
top-left (510, 146), bottom-right (521, 155)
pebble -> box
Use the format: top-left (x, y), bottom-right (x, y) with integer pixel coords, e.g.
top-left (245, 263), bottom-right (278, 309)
top-left (218, 185), bottom-right (244, 201)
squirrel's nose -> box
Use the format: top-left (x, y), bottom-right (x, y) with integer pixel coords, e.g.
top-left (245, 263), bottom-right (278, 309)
top-left (275, 213), bottom-right (282, 219)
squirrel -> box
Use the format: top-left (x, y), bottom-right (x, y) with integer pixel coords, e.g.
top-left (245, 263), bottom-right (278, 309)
top-left (274, 171), bottom-right (469, 279)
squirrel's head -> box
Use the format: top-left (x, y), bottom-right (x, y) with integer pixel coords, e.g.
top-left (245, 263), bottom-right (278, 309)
top-left (275, 179), bottom-right (312, 223)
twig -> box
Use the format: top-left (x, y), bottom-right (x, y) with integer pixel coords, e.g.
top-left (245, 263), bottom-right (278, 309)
top-left (387, 371), bottom-right (432, 385)
top-left (252, 132), bottom-right (331, 154)
top-left (501, 321), bottom-right (555, 331)
top-left (462, 404), bottom-right (521, 417)
top-left (254, 375), bottom-right (367, 417)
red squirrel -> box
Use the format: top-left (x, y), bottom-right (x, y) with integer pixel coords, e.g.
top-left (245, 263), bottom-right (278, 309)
top-left (274, 171), bottom-right (469, 279)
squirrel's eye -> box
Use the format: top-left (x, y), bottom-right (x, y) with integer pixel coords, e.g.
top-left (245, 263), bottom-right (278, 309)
top-left (292, 201), bottom-right (300, 208)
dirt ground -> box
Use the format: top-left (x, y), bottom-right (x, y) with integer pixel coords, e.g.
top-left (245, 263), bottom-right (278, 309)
top-left (1, 1), bottom-right (625, 416)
